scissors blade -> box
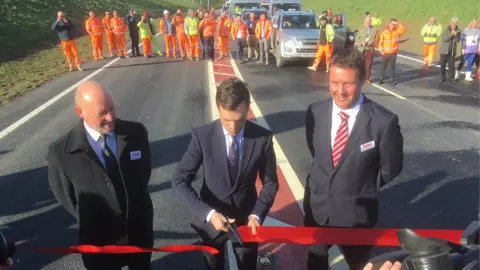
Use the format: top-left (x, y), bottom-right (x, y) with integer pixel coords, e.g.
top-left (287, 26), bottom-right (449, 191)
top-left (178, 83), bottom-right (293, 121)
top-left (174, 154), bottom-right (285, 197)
top-left (226, 220), bottom-right (243, 245)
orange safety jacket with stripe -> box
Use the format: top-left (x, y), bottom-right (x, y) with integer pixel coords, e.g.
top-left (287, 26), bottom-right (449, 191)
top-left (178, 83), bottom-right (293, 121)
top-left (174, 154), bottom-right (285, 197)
top-left (102, 15), bottom-right (113, 33)
top-left (199, 17), bottom-right (215, 37)
top-left (231, 22), bottom-right (248, 40)
top-left (172, 14), bottom-right (186, 35)
top-left (217, 17), bottom-right (231, 37)
top-left (378, 23), bottom-right (406, 54)
top-left (255, 19), bottom-right (273, 40)
top-left (110, 16), bottom-right (127, 35)
top-left (86, 17), bottom-right (104, 36)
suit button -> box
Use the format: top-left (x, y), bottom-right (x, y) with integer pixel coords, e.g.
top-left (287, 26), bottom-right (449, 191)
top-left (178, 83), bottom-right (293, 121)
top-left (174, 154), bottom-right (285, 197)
top-left (107, 182), bottom-right (112, 186)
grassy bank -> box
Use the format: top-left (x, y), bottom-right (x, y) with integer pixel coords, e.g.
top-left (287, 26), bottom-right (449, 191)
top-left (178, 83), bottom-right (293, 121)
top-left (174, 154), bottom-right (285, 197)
top-left (0, 0), bottom-right (222, 104)
top-left (304, 0), bottom-right (479, 57)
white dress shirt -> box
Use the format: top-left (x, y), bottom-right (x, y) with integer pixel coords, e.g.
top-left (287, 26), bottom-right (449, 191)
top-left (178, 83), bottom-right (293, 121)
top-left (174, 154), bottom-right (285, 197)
top-left (84, 122), bottom-right (117, 168)
top-left (206, 125), bottom-right (261, 223)
top-left (331, 93), bottom-right (364, 148)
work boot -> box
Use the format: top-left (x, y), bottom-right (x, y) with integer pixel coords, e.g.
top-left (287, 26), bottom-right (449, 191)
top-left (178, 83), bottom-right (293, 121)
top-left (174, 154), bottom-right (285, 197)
top-left (465, 72), bottom-right (474, 81)
top-left (77, 66), bottom-right (83, 71)
top-left (455, 70), bottom-right (460, 80)
top-left (308, 66), bottom-right (317, 71)
top-left (69, 67), bottom-right (73, 72)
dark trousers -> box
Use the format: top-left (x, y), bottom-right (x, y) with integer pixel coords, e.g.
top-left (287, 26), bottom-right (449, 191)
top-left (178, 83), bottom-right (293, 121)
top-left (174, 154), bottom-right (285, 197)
top-left (440, 54), bottom-right (455, 80)
top-left (204, 36), bottom-right (214, 60)
top-left (85, 253), bottom-right (151, 270)
top-left (363, 49), bottom-right (374, 80)
top-left (200, 32), bottom-right (205, 57)
top-left (305, 218), bottom-right (372, 270)
top-left (236, 38), bottom-right (244, 60)
top-left (380, 53), bottom-right (397, 82)
top-left (202, 231), bottom-right (258, 270)
top-left (130, 32), bottom-right (140, 56)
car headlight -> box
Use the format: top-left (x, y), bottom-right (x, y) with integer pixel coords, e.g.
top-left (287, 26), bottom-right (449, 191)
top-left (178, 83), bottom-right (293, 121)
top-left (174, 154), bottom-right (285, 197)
top-left (283, 36), bottom-right (298, 46)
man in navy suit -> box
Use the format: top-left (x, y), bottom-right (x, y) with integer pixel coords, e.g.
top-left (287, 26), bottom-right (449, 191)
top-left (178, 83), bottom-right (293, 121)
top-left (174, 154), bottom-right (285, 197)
top-left (304, 48), bottom-right (404, 270)
top-left (173, 78), bottom-right (279, 270)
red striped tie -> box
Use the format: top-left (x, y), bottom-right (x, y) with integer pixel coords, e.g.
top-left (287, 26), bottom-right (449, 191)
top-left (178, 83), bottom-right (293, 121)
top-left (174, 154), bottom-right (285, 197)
top-left (332, 111), bottom-right (350, 167)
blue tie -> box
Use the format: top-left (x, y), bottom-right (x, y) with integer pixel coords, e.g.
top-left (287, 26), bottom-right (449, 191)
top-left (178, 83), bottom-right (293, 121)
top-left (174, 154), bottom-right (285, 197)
top-left (228, 135), bottom-right (239, 183)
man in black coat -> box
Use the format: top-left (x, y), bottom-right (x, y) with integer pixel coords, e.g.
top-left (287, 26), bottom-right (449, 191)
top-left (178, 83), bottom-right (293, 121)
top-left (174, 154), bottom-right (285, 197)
top-left (126, 9), bottom-right (140, 57)
top-left (47, 80), bottom-right (153, 270)
top-left (304, 48), bottom-right (403, 270)
top-left (173, 78), bottom-right (279, 270)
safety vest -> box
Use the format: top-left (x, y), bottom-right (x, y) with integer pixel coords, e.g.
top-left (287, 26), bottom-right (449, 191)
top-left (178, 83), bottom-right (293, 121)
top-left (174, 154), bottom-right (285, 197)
top-left (231, 22), bottom-right (247, 40)
top-left (110, 17), bottom-right (127, 35)
top-left (255, 19), bottom-right (273, 40)
top-left (172, 14), bottom-right (186, 34)
top-left (86, 17), bottom-right (104, 36)
top-left (137, 21), bottom-right (153, 39)
top-left (319, 24), bottom-right (335, 43)
top-left (218, 17), bottom-right (231, 37)
top-left (421, 23), bottom-right (442, 44)
top-left (185, 16), bottom-right (199, 36)
top-left (372, 17), bottom-right (382, 26)
top-left (102, 16), bottom-right (112, 33)
top-left (200, 18), bottom-right (215, 37)
top-left (379, 24), bottom-right (407, 54)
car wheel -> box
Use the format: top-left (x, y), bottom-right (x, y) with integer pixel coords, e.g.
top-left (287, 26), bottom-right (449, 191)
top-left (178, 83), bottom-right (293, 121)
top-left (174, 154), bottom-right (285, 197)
top-left (276, 45), bottom-right (285, 68)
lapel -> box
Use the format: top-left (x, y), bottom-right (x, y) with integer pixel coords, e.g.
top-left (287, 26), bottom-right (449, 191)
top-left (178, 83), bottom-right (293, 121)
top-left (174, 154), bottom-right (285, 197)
top-left (212, 120), bottom-right (233, 189)
top-left (233, 121), bottom-right (255, 189)
top-left (333, 98), bottom-right (372, 173)
top-left (114, 119), bottom-right (129, 165)
top-left (319, 101), bottom-right (334, 173)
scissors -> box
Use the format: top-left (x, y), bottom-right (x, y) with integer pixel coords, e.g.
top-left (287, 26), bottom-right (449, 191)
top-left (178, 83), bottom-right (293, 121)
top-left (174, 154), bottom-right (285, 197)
top-left (225, 217), bottom-right (243, 245)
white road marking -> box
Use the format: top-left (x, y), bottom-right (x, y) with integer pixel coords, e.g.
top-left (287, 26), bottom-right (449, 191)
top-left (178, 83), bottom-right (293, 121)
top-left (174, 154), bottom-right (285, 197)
top-left (0, 33), bottom-right (161, 141)
top-left (371, 83), bottom-right (407, 100)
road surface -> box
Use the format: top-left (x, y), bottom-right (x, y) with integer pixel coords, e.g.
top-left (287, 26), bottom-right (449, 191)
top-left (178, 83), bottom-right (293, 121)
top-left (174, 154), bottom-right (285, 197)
top-left (0, 31), bottom-right (478, 270)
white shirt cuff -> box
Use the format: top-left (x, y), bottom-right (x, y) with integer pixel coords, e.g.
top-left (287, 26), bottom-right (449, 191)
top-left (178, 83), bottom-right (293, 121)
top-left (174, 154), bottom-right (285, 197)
top-left (206, 209), bottom-right (216, 222)
top-left (248, 214), bottom-right (261, 223)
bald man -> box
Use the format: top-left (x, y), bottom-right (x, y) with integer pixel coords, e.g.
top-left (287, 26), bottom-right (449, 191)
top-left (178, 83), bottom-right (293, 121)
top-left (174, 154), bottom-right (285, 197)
top-left (52, 11), bottom-right (82, 71)
top-left (47, 81), bottom-right (153, 270)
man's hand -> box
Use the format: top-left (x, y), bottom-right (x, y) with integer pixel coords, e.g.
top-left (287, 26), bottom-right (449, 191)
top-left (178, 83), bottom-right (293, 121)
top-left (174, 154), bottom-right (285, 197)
top-left (247, 216), bottom-right (260, 235)
top-left (363, 261), bottom-right (401, 270)
top-left (361, 42), bottom-right (366, 46)
top-left (0, 257), bottom-right (13, 270)
top-left (462, 49), bottom-right (465, 55)
top-left (210, 211), bottom-right (235, 232)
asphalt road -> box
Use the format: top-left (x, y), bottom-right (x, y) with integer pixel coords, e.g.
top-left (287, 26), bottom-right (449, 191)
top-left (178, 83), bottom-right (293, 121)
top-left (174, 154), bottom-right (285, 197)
top-left (0, 35), bottom-right (479, 270)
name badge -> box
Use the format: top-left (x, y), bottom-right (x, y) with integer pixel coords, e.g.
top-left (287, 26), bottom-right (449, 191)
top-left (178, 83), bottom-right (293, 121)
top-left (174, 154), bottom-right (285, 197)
top-left (360, 141), bottom-right (375, 152)
top-left (130, 150), bottom-right (142, 160)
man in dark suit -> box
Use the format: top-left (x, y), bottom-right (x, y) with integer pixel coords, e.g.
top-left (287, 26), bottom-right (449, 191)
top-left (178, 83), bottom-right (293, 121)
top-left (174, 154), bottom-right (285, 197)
top-left (173, 78), bottom-right (279, 270)
top-left (47, 80), bottom-right (153, 270)
top-left (304, 48), bottom-right (403, 270)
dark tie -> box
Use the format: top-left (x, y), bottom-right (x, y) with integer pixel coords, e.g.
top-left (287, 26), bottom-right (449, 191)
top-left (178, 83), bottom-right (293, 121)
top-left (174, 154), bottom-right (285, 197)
top-left (227, 135), bottom-right (239, 183)
top-left (100, 134), bottom-right (127, 213)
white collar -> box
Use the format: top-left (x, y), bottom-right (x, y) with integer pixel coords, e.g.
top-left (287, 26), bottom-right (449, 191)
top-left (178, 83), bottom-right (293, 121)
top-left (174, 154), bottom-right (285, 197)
top-left (84, 122), bottom-right (115, 141)
top-left (222, 125), bottom-right (245, 138)
top-left (332, 93), bottom-right (364, 118)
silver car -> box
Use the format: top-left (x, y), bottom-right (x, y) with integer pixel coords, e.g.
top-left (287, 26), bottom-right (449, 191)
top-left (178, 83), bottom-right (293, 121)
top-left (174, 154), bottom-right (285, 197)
top-left (270, 10), bottom-right (347, 67)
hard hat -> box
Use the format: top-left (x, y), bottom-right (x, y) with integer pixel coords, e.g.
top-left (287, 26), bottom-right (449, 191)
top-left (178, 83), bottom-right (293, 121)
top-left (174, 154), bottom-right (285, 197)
top-left (164, 10), bottom-right (169, 15)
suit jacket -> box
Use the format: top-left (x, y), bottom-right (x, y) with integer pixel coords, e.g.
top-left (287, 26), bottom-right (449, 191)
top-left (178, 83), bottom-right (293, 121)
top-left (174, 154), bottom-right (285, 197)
top-left (173, 120), bottom-right (279, 241)
top-left (47, 119), bottom-right (153, 268)
top-left (357, 25), bottom-right (379, 52)
top-left (304, 96), bottom-right (403, 228)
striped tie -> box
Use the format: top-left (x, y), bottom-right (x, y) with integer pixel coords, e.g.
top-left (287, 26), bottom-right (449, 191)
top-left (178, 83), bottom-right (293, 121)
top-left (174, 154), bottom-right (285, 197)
top-left (332, 111), bottom-right (350, 167)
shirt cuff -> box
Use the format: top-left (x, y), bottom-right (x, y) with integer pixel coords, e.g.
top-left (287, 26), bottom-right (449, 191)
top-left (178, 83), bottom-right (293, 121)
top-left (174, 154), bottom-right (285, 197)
top-left (206, 209), bottom-right (216, 222)
top-left (248, 214), bottom-right (261, 223)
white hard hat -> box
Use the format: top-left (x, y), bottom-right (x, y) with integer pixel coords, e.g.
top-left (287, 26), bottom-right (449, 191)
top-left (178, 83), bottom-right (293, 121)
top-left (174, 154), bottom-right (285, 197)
top-left (164, 10), bottom-right (169, 15)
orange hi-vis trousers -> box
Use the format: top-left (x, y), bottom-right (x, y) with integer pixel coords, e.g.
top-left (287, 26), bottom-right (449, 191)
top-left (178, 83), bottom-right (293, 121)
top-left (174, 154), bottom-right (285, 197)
top-left (423, 44), bottom-right (437, 66)
top-left (164, 34), bottom-right (177, 57)
top-left (106, 32), bottom-right (115, 56)
top-left (60, 40), bottom-right (81, 68)
top-left (218, 36), bottom-right (229, 57)
top-left (142, 38), bottom-right (152, 56)
top-left (188, 35), bottom-right (201, 58)
top-left (115, 34), bottom-right (127, 56)
top-left (90, 34), bottom-right (104, 59)
top-left (177, 33), bottom-right (190, 57)
top-left (313, 43), bottom-right (333, 69)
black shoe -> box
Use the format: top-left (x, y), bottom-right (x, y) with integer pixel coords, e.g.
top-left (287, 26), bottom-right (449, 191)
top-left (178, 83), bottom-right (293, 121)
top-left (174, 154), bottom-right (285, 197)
top-left (379, 80), bottom-right (384, 85)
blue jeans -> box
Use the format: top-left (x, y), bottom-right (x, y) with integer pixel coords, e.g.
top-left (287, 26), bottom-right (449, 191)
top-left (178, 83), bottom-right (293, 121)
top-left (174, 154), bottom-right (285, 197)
top-left (236, 38), bottom-right (244, 60)
top-left (463, 53), bottom-right (476, 72)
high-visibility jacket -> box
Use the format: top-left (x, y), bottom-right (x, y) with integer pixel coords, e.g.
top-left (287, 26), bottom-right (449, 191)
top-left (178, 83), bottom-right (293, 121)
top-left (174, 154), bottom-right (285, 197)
top-left (200, 17), bottom-right (215, 37)
top-left (137, 21), bottom-right (153, 39)
top-left (159, 17), bottom-right (176, 35)
top-left (372, 17), bottom-right (382, 26)
top-left (319, 24), bottom-right (335, 43)
top-left (102, 15), bottom-right (113, 33)
top-left (86, 17), bottom-right (104, 36)
top-left (172, 14), bottom-right (186, 34)
top-left (231, 22), bottom-right (248, 40)
top-left (421, 23), bottom-right (442, 44)
top-left (110, 17), bottom-right (127, 35)
top-left (217, 17), bottom-right (231, 37)
top-left (185, 16), bottom-right (200, 36)
top-left (378, 24), bottom-right (406, 54)
top-left (255, 19), bottom-right (273, 40)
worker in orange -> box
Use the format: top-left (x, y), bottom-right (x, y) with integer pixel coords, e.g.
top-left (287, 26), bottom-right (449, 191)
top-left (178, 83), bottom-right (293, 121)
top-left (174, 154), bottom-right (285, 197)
top-left (185, 9), bottom-right (201, 61)
top-left (216, 11), bottom-right (231, 60)
top-left (199, 12), bottom-right (216, 61)
top-left (172, 9), bottom-right (190, 59)
top-left (51, 11), bottom-right (82, 71)
top-left (159, 10), bottom-right (177, 58)
top-left (420, 17), bottom-right (442, 67)
top-left (378, 18), bottom-right (407, 85)
top-left (102, 11), bottom-right (116, 57)
top-left (85, 11), bottom-right (105, 60)
top-left (255, 12), bottom-right (273, 65)
top-left (110, 10), bottom-right (128, 58)
top-left (231, 14), bottom-right (248, 64)
top-left (308, 16), bottom-right (334, 72)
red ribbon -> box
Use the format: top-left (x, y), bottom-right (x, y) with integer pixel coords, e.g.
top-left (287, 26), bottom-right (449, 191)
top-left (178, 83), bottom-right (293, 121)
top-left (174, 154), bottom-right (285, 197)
top-left (237, 226), bottom-right (464, 246)
top-left (28, 244), bottom-right (219, 254)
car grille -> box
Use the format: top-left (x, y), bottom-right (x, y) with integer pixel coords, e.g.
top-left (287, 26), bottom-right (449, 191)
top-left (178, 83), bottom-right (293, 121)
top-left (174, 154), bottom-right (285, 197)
top-left (298, 39), bottom-right (318, 46)
top-left (296, 48), bottom-right (317, 53)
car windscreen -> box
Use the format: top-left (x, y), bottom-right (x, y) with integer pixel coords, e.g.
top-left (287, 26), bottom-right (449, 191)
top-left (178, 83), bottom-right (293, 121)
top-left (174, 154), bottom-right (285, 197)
top-left (242, 10), bottom-right (265, 20)
top-left (282, 15), bottom-right (318, 29)
top-left (235, 3), bottom-right (260, 12)
top-left (273, 3), bottom-right (301, 11)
